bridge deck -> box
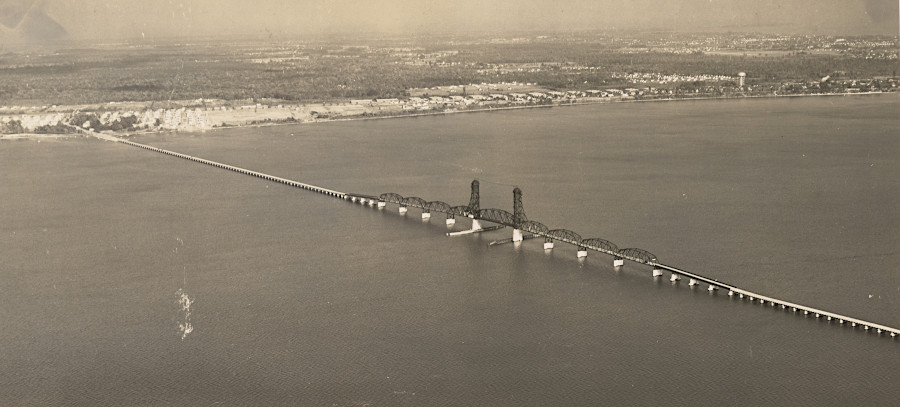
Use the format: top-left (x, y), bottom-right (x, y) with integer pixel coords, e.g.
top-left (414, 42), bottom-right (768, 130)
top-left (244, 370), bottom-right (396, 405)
top-left (655, 261), bottom-right (900, 335)
top-left (118, 138), bottom-right (346, 198)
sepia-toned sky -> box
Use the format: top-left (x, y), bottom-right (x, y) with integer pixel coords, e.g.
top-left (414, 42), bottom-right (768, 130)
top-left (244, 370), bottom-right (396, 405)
top-left (2, 0), bottom-right (898, 42)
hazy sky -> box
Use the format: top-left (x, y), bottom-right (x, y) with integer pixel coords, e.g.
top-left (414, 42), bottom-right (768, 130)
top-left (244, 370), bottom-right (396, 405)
top-left (3, 0), bottom-right (899, 42)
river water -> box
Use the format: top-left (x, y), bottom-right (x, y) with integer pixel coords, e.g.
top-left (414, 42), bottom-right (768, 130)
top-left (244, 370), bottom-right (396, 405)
top-left (1, 95), bottom-right (897, 406)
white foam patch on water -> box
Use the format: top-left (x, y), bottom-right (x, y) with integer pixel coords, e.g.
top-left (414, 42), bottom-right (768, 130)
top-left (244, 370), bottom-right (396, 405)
top-left (176, 289), bottom-right (194, 340)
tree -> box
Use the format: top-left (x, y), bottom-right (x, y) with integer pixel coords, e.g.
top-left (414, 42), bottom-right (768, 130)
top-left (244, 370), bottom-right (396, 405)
top-left (1, 120), bottom-right (25, 134)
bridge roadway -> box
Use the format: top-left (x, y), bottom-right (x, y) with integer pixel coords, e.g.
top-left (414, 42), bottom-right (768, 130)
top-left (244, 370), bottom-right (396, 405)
top-left (649, 262), bottom-right (900, 336)
top-left (93, 132), bottom-right (898, 339)
top-left (119, 138), bottom-right (346, 198)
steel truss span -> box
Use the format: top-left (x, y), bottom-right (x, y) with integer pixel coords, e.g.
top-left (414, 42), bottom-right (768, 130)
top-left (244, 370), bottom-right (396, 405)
top-left (519, 220), bottom-right (549, 235)
top-left (379, 192), bottom-right (404, 204)
top-left (581, 238), bottom-right (618, 254)
top-left (545, 229), bottom-right (582, 244)
top-left (477, 208), bottom-right (517, 227)
top-left (617, 248), bottom-right (658, 264)
top-left (426, 201), bottom-right (452, 213)
top-left (402, 196), bottom-right (427, 209)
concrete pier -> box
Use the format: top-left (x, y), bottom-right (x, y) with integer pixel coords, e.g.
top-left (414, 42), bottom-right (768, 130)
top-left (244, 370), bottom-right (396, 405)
top-left (422, 212), bottom-right (431, 220)
top-left (377, 201), bottom-right (386, 209)
top-left (399, 206), bottom-right (408, 214)
top-left (670, 274), bottom-right (681, 282)
top-left (613, 258), bottom-right (624, 267)
top-left (652, 268), bottom-right (663, 277)
top-left (544, 241), bottom-right (554, 249)
top-left (446, 218), bottom-right (456, 226)
top-left (577, 249), bottom-right (588, 258)
top-left (512, 229), bottom-right (524, 242)
top-left (689, 278), bottom-right (698, 286)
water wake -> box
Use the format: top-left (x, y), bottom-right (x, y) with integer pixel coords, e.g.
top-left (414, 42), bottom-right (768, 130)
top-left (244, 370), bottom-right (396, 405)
top-left (176, 289), bottom-right (194, 340)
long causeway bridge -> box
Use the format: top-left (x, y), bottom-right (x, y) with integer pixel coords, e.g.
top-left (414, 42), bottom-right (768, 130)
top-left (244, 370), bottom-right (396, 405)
top-left (96, 133), bottom-right (899, 340)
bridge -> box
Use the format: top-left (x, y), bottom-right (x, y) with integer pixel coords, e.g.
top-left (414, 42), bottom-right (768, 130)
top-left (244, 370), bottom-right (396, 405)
top-left (356, 180), bottom-right (900, 338)
top-left (94, 133), bottom-right (899, 340)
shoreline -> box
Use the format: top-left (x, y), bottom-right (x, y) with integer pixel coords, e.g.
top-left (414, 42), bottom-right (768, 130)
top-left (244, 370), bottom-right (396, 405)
top-left (0, 133), bottom-right (78, 141)
top-left (5, 91), bottom-right (894, 139)
top-left (172, 90), bottom-right (894, 132)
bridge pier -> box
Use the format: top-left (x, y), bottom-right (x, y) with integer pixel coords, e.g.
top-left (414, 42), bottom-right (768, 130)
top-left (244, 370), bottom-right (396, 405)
top-left (512, 229), bottom-right (523, 242)
top-left (613, 257), bottom-right (624, 267)
top-left (708, 285), bottom-right (718, 292)
top-left (422, 211), bottom-right (431, 220)
top-left (688, 278), bottom-right (698, 286)
top-left (543, 238), bottom-right (554, 250)
top-left (471, 219), bottom-right (482, 231)
top-left (577, 247), bottom-right (588, 258)
top-left (652, 268), bottom-right (663, 277)
top-left (377, 200), bottom-right (386, 209)
top-left (399, 205), bottom-right (408, 214)
top-left (670, 273), bottom-right (681, 282)
top-left (446, 217), bottom-right (456, 226)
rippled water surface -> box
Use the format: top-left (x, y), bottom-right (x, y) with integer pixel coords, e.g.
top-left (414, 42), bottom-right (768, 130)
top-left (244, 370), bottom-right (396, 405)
top-left (2, 95), bottom-right (898, 405)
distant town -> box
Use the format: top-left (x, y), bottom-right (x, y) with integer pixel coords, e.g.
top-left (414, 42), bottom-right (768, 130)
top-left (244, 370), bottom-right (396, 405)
top-left (2, 31), bottom-right (897, 135)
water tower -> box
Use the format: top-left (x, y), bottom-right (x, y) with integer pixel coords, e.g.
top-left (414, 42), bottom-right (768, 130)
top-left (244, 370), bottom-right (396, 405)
top-left (738, 72), bottom-right (746, 88)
